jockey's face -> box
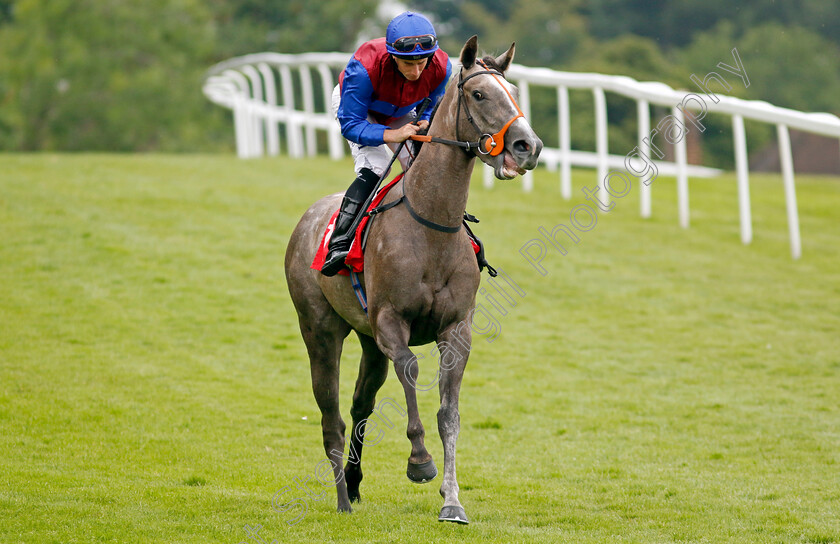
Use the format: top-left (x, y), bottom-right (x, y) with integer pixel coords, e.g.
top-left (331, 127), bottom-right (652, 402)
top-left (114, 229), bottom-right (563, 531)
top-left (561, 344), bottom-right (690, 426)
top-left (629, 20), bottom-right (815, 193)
top-left (392, 56), bottom-right (429, 81)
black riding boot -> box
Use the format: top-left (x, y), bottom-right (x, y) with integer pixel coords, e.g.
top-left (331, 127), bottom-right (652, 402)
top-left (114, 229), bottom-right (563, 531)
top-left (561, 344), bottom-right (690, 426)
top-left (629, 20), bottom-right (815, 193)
top-left (321, 168), bottom-right (380, 276)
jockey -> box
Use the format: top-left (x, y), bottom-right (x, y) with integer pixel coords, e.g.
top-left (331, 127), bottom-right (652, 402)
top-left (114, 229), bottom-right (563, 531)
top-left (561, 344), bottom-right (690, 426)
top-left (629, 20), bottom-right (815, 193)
top-left (321, 11), bottom-right (452, 277)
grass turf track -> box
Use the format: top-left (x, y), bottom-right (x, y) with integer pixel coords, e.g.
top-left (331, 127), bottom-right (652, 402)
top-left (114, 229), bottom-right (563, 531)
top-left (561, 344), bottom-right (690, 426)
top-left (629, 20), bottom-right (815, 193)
top-left (0, 153), bottom-right (838, 543)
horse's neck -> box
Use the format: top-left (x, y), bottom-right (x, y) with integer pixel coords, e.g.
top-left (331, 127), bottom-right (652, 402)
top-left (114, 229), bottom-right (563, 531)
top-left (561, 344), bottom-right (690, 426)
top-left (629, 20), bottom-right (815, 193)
top-left (403, 95), bottom-right (475, 228)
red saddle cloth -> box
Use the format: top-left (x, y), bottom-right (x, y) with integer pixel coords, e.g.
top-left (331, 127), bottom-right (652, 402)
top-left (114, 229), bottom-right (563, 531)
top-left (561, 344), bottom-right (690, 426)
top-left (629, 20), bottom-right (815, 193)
top-left (311, 174), bottom-right (404, 277)
top-left (311, 173), bottom-right (481, 277)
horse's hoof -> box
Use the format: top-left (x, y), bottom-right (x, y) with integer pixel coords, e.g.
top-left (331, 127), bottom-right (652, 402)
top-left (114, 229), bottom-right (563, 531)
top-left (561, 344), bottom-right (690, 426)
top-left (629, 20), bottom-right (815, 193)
top-left (438, 505), bottom-right (469, 524)
top-left (337, 503), bottom-right (352, 514)
top-left (345, 468), bottom-right (362, 503)
top-left (406, 460), bottom-right (437, 483)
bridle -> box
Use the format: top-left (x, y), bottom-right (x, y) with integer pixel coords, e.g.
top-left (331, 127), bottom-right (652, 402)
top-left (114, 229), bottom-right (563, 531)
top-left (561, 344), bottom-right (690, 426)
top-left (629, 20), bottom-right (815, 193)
top-left (410, 59), bottom-right (525, 157)
top-left (370, 60), bottom-right (526, 234)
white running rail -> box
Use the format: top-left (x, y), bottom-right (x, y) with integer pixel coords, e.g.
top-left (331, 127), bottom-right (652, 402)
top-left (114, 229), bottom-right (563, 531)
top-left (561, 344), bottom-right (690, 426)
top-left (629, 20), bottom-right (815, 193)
top-left (203, 52), bottom-right (840, 259)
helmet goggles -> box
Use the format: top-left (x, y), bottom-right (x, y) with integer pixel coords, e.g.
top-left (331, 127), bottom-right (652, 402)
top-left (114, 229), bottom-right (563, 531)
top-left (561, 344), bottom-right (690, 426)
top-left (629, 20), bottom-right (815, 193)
top-left (387, 34), bottom-right (438, 55)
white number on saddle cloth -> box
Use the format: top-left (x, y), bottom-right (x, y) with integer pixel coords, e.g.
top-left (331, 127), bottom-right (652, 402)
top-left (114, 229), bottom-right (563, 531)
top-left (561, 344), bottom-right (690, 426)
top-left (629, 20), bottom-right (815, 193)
top-left (323, 221), bottom-right (335, 249)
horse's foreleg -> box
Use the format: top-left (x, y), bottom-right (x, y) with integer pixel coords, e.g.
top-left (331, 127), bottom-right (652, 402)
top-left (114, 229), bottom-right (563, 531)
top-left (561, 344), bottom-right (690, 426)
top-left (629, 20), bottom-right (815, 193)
top-left (372, 311), bottom-right (437, 483)
top-left (344, 332), bottom-right (389, 503)
top-left (435, 323), bottom-right (471, 524)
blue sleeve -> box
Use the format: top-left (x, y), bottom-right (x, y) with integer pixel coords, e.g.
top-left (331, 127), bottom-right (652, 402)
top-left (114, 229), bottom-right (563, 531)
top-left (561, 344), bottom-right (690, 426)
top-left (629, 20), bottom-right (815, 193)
top-left (337, 58), bottom-right (386, 147)
top-left (422, 58), bottom-right (452, 122)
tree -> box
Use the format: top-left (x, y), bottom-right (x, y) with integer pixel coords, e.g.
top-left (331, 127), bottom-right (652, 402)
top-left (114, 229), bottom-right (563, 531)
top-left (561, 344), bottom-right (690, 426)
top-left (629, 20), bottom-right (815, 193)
top-left (682, 22), bottom-right (840, 119)
top-left (415, 0), bottom-right (592, 68)
top-left (678, 21), bottom-right (840, 168)
top-left (567, 35), bottom-right (686, 154)
top-left (209, 0), bottom-right (378, 58)
top-left (0, 1), bottom-right (12, 25)
top-left (580, 0), bottom-right (840, 51)
top-left (0, 0), bottom-right (222, 151)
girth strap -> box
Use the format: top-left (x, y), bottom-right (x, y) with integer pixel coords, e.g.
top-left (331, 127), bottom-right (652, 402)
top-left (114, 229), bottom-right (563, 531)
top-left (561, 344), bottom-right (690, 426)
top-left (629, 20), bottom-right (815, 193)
top-left (368, 193), bottom-right (462, 234)
top-left (363, 188), bottom-right (496, 277)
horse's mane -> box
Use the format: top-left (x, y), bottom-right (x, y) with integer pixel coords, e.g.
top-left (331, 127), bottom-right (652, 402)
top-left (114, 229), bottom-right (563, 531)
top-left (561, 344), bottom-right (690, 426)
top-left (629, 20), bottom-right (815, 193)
top-left (479, 55), bottom-right (503, 71)
top-left (410, 98), bottom-right (442, 158)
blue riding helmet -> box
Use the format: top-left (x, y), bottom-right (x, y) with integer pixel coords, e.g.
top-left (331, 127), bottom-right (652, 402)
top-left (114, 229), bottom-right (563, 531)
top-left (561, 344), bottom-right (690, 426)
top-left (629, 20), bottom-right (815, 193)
top-left (385, 12), bottom-right (439, 60)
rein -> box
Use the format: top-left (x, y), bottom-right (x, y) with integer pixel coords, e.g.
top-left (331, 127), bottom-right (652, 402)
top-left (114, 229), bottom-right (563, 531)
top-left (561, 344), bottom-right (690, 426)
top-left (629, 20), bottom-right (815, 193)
top-left (409, 59), bottom-right (525, 157)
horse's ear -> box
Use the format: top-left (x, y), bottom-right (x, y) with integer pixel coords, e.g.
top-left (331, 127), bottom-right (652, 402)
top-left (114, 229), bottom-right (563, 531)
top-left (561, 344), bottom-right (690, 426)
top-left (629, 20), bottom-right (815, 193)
top-left (495, 42), bottom-right (515, 73)
top-left (460, 35), bottom-right (478, 69)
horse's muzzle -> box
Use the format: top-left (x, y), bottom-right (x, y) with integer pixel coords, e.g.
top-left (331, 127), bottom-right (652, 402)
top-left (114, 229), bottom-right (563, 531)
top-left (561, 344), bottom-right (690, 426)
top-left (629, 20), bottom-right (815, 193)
top-left (488, 118), bottom-right (543, 180)
top-left (507, 117), bottom-right (542, 170)
top-left (511, 135), bottom-right (543, 171)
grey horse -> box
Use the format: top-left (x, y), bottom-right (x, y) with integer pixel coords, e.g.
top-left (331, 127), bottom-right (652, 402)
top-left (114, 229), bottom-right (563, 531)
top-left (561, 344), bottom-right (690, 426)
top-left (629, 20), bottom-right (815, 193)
top-left (284, 36), bottom-right (542, 524)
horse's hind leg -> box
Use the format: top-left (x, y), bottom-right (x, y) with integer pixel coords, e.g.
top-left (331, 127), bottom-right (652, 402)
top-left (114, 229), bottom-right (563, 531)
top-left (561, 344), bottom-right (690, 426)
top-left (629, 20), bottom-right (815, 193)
top-left (344, 332), bottom-right (389, 503)
top-left (298, 310), bottom-right (353, 512)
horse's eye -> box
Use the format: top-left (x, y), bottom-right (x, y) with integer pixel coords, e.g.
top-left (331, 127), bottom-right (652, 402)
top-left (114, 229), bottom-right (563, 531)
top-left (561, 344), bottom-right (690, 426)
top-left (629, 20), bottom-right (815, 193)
top-left (472, 90), bottom-right (484, 101)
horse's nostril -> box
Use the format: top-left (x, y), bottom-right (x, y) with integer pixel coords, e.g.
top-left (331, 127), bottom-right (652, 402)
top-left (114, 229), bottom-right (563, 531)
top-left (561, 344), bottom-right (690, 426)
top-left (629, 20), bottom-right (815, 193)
top-left (513, 140), bottom-right (530, 154)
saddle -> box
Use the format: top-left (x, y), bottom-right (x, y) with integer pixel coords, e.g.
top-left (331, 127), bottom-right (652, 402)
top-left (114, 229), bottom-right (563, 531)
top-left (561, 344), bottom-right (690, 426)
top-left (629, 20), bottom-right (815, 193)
top-left (311, 174), bottom-right (496, 277)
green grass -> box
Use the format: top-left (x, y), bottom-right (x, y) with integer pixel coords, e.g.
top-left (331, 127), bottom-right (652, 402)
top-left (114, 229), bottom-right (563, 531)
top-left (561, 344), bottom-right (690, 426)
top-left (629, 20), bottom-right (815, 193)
top-left (1, 153), bottom-right (838, 543)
